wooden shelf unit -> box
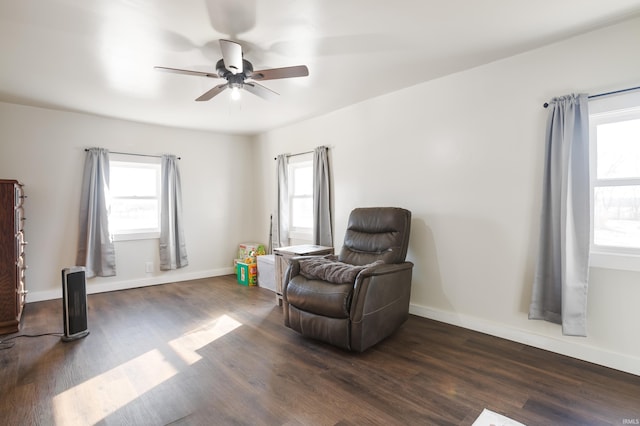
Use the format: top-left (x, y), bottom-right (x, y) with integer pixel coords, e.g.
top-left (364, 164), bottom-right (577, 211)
top-left (0, 179), bottom-right (26, 335)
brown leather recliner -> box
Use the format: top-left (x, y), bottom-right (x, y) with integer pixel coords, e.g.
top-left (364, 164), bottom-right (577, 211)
top-left (282, 207), bottom-right (413, 352)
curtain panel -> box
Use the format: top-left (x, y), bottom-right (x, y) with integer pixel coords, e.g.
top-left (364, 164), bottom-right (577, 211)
top-left (159, 154), bottom-right (189, 270)
top-left (529, 93), bottom-right (590, 336)
top-left (274, 154), bottom-right (289, 249)
top-left (76, 148), bottom-right (116, 278)
top-left (313, 146), bottom-right (333, 247)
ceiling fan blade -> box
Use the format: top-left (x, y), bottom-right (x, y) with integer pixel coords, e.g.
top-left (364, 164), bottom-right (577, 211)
top-left (219, 39), bottom-right (243, 74)
top-left (196, 83), bottom-right (228, 101)
top-left (154, 66), bottom-right (218, 78)
top-left (244, 82), bottom-right (279, 101)
top-left (251, 65), bottom-right (309, 81)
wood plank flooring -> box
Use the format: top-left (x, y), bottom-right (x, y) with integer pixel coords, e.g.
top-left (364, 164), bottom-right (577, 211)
top-left (1, 275), bottom-right (639, 425)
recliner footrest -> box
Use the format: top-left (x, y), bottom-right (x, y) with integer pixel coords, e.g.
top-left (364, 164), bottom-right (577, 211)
top-left (288, 306), bottom-right (351, 350)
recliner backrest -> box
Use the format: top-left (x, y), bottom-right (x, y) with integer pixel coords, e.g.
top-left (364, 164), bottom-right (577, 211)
top-left (339, 207), bottom-right (411, 266)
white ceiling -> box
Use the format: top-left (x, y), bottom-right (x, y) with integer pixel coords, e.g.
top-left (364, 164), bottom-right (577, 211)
top-left (1, 0), bottom-right (640, 135)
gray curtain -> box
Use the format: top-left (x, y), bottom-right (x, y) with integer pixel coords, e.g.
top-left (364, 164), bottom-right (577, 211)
top-left (159, 155), bottom-right (188, 270)
top-left (274, 154), bottom-right (289, 249)
top-left (529, 93), bottom-right (590, 336)
top-left (313, 146), bottom-right (333, 246)
top-left (76, 148), bottom-right (116, 278)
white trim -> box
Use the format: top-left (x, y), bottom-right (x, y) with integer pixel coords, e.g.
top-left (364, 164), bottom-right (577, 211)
top-left (590, 251), bottom-right (640, 272)
top-left (409, 303), bottom-right (640, 377)
top-left (589, 95), bottom-right (640, 270)
top-left (109, 157), bottom-right (162, 237)
top-left (26, 267), bottom-right (234, 303)
top-left (112, 232), bottom-right (160, 242)
top-left (288, 158), bottom-right (313, 234)
top-left (288, 228), bottom-right (312, 241)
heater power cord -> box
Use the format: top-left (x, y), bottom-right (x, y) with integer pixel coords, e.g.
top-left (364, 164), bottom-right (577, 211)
top-left (0, 332), bottom-right (64, 350)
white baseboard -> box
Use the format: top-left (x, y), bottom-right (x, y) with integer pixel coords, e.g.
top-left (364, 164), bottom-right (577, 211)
top-left (409, 303), bottom-right (640, 377)
top-left (26, 267), bottom-right (234, 303)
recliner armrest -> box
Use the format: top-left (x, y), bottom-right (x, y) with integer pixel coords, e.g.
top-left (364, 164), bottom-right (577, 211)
top-left (356, 261), bottom-right (413, 278)
top-left (283, 258), bottom-right (302, 296)
top-left (351, 261), bottom-right (413, 320)
top-left (348, 261), bottom-right (413, 351)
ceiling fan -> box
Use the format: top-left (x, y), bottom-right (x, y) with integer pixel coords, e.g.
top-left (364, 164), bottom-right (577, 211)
top-left (155, 39), bottom-right (309, 102)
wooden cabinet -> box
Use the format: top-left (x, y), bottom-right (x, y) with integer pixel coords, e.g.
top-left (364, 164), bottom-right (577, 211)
top-left (0, 179), bottom-right (26, 335)
top-left (274, 244), bottom-right (333, 306)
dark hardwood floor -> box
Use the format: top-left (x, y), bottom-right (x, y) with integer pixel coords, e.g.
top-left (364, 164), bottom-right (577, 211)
top-left (1, 275), bottom-right (638, 425)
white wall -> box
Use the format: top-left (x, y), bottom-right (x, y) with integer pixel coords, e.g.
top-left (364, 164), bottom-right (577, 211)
top-left (253, 17), bottom-right (640, 375)
top-left (0, 102), bottom-right (256, 301)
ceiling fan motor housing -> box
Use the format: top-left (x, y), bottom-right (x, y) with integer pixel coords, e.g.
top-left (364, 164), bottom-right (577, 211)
top-left (216, 59), bottom-right (254, 81)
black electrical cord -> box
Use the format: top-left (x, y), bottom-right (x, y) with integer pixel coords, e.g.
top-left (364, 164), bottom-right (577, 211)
top-left (0, 332), bottom-right (64, 350)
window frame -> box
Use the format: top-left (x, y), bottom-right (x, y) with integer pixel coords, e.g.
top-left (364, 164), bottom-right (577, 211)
top-left (589, 92), bottom-right (640, 271)
top-left (287, 155), bottom-right (313, 243)
top-left (108, 154), bottom-right (162, 241)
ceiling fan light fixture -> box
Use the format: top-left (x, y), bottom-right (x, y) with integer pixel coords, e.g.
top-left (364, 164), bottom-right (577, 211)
top-left (230, 86), bottom-right (241, 101)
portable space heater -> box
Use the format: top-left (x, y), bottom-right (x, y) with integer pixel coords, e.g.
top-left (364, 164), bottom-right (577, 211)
top-left (61, 266), bottom-right (89, 342)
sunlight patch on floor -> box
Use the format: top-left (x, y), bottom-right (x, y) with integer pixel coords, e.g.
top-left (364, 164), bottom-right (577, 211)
top-left (169, 314), bottom-right (242, 365)
top-left (52, 314), bottom-right (242, 425)
top-left (52, 349), bottom-right (177, 425)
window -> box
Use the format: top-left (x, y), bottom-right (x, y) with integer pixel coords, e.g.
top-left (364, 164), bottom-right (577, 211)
top-left (288, 156), bottom-right (313, 243)
top-left (109, 155), bottom-right (161, 241)
top-left (589, 92), bottom-right (640, 270)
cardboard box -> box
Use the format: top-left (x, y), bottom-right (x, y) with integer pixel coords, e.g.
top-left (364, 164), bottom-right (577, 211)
top-left (238, 243), bottom-right (266, 262)
top-left (237, 261), bottom-right (257, 286)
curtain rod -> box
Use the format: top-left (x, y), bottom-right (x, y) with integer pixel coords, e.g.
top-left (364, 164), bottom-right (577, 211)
top-left (543, 85), bottom-right (640, 108)
top-left (273, 150), bottom-right (314, 160)
top-left (84, 149), bottom-right (181, 160)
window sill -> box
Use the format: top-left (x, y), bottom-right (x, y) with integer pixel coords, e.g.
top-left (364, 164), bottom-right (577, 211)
top-left (289, 229), bottom-right (312, 240)
top-left (590, 251), bottom-right (640, 272)
top-left (113, 232), bottom-right (160, 242)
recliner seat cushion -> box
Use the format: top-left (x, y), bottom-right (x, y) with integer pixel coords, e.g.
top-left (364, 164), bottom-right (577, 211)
top-left (286, 276), bottom-right (353, 318)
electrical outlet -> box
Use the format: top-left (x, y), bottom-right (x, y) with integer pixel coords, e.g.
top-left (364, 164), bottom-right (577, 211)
top-left (145, 262), bottom-right (153, 273)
